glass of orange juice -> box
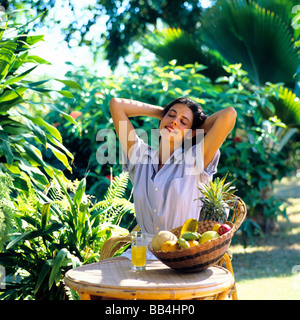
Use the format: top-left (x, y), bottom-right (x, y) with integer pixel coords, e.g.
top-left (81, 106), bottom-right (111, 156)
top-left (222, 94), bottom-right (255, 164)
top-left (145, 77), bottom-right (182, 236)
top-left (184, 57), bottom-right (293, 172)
top-left (131, 231), bottom-right (147, 271)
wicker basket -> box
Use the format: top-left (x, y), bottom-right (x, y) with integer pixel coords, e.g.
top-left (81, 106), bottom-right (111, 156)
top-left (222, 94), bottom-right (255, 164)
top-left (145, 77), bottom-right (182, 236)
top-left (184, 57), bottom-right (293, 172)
top-left (148, 220), bottom-right (235, 273)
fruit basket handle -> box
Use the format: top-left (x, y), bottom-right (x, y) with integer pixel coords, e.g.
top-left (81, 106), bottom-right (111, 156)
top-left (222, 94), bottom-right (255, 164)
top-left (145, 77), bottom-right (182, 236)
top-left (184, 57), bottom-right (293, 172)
top-left (228, 195), bottom-right (247, 232)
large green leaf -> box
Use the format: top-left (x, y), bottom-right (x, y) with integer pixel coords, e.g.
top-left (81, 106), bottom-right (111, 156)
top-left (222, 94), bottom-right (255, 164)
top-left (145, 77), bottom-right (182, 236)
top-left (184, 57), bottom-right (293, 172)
top-left (22, 113), bottom-right (63, 143)
top-left (0, 87), bottom-right (26, 103)
top-left (0, 40), bottom-right (17, 81)
top-left (55, 78), bottom-right (82, 90)
top-left (18, 159), bottom-right (50, 188)
top-left (48, 248), bottom-right (69, 289)
top-left (0, 96), bottom-right (24, 113)
top-left (41, 202), bottom-right (51, 229)
top-left (0, 129), bottom-right (14, 164)
top-left (3, 65), bottom-right (37, 86)
top-left (24, 118), bottom-right (47, 146)
top-left (46, 134), bottom-right (73, 160)
top-left (201, 0), bottom-right (300, 86)
top-left (34, 261), bottom-right (51, 294)
top-left (22, 143), bottom-right (47, 167)
top-left (46, 143), bottom-right (73, 172)
top-left (73, 178), bottom-right (86, 207)
top-left (6, 222), bottom-right (64, 249)
top-left (27, 55), bottom-right (51, 65)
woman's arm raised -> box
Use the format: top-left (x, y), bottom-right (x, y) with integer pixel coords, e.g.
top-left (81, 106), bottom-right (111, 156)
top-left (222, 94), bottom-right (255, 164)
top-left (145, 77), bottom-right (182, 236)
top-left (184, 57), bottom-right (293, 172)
top-left (109, 98), bottom-right (163, 158)
top-left (201, 107), bottom-right (237, 169)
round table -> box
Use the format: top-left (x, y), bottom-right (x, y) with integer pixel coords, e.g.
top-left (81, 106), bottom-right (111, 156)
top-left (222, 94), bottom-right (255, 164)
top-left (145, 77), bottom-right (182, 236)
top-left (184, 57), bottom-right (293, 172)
top-left (65, 260), bottom-right (234, 300)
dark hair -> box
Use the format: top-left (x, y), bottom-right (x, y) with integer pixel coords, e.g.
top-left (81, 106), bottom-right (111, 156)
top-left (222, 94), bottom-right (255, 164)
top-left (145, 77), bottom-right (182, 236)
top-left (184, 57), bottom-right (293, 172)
top-left (162, 97), bottom-right (207, 129)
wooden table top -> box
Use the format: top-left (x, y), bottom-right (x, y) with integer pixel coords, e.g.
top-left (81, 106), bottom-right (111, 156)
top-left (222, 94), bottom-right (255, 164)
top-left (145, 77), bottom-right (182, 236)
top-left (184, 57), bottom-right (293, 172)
top-left (65, 260), bottom-right (234, 300)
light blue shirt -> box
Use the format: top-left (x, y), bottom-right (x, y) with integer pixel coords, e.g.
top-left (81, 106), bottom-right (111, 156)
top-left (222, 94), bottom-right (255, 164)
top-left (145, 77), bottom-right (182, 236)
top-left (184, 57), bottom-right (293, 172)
top-left (121, 136), bottom-right (220, 259)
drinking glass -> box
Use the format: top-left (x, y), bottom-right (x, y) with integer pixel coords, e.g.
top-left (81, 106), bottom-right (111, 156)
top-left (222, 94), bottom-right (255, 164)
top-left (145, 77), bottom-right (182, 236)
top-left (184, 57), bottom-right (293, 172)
top-left (131, 231), bottom-right (147, 271)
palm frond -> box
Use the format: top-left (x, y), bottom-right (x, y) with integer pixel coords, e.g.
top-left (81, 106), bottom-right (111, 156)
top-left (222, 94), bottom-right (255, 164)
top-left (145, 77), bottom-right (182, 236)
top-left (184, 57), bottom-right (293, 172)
top-left (142, 27), bottom-right (229, 80)
top-left (260, 86), bottom-right (300, 128)
top-left (255, 0), bottom-right (300, 36)
top-left (202, 0), bottom-right (300, 86)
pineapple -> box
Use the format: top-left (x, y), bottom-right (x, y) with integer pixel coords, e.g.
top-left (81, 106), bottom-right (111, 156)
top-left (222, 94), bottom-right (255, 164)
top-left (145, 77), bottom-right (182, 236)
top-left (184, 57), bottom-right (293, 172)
top-left (197, 176), bottom-right (237, 223)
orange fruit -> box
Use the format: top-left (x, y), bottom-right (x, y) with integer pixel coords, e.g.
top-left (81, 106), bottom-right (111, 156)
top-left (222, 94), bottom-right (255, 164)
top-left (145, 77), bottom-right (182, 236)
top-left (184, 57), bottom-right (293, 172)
top-left (188, 240), bottom-right (199, 247)
top-left (160, 240), bottom-right (179, 252)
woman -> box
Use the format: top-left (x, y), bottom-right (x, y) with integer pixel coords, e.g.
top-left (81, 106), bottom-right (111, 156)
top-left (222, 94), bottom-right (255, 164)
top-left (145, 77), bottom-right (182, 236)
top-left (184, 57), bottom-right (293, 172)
top-left (109, 96), bottom-right (236, 260)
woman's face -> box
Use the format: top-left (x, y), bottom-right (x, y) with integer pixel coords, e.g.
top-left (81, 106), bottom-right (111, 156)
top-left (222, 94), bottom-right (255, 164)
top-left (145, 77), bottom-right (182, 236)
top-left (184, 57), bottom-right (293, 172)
top-left (159, 103), bottom-right (194, 144)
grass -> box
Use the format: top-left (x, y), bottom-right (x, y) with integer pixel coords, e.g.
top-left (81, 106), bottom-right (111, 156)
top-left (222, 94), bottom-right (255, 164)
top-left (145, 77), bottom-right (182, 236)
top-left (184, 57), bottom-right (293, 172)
top-left (230, 175), bottom-right (300, 300)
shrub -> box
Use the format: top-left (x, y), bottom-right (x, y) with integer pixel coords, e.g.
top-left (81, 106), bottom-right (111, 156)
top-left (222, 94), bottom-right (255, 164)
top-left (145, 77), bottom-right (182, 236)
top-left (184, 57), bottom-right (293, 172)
top-left (0, 172), bottom-right (15, 251)
top-left (0, 12), bottom-right (80, 194)
top-left (0, 171), bottom-right (133, 300)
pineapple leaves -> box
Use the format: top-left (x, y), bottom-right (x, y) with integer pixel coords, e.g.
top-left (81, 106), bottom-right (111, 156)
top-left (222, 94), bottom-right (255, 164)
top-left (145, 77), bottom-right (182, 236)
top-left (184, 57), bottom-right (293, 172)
top-left (197, 175), bottom-right (237, 223)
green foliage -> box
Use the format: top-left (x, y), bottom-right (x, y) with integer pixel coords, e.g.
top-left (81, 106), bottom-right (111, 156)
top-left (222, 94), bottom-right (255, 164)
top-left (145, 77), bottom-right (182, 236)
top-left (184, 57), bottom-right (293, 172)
top-left (0, 172), bottom-right (15, 251)
top-left (0, 13), bottom-right (82, 196)
top-left (143, 27), bottom-right (229, 81)
top-left (201, 0), bottom-right (300, 87)
top-left (101, 0), bottom-right (203, 69)
top-left (5, 0), bottom-right (203, 69)
top-left (213, 68), bottom-right (294, 233)
top-left (261, 86), bottom-right (300, 129)
top-left (144, 0), bottom-right (300, 88)
top-left (0, 171), bottom-right (133, 300)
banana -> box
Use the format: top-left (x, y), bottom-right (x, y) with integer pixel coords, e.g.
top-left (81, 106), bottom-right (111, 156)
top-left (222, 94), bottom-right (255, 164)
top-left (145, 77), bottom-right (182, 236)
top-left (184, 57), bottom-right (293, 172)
top-left (181, 232), bottom-right (201, 241)
top-left (177, 238), bottom-right (190, 249)
top-left (180, 218), bottom-right (199, 237)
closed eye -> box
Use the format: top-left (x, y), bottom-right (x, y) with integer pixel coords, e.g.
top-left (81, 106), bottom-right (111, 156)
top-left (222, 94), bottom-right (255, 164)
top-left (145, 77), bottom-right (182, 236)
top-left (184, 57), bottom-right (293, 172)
top-left (168, 113), bottom-right (187, 125)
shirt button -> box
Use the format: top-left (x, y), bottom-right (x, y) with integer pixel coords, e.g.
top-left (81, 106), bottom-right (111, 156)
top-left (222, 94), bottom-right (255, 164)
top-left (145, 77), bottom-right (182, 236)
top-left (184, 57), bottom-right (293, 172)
top-left (155, 188), bottom-right (158, 191)
top-left (153, 209), bottom-right (157, 213)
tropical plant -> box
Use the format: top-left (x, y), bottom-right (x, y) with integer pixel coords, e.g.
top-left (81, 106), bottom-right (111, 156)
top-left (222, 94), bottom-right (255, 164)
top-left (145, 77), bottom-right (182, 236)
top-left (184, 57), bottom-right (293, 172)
top-left (201, 0), bottom-right (300, 87)
top-left (197, 176), bottom-right (238, 223)
top-left (0, 172), bottom-right (15, 251)
top-left (143, 0), bottom-right (300, 88)
top-left (141, 1), bottom-right (300, 138)
top-left (0, 12), bottom-right (81, 193)
top-left (143, 27), bottom-right (229, 81)
top-left (213, 65), bottom-right (294, 229)
top-left (0, 171), bottom-right (134, 300)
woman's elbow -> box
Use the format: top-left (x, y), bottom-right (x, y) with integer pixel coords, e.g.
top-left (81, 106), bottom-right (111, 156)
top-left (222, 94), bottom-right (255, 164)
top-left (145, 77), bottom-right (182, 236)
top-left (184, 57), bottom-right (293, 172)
top-left (223, 107), bottom-right (237, 131)
top-left (226, 107), bottom-right (237, 125)
top-left (227, 106), bottom-right (237, 118)
top-left (109, 97), bottom-right (117, 110)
